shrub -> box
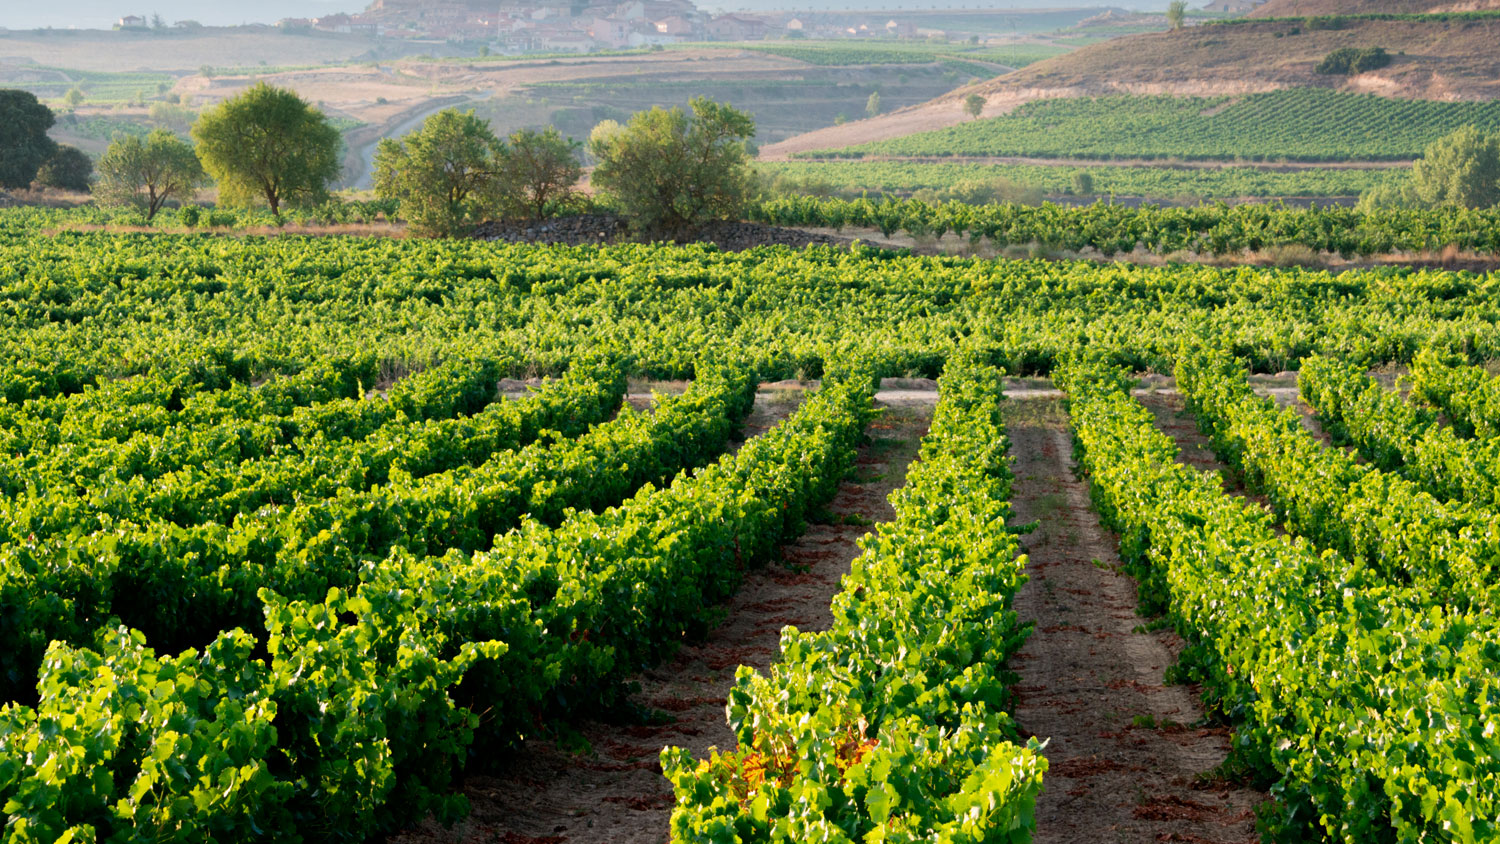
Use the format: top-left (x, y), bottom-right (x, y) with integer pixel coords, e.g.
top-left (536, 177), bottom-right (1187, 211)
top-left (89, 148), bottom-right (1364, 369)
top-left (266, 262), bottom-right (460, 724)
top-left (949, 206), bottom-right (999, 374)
top-left (1316, 46), bottom-right (1391, 75)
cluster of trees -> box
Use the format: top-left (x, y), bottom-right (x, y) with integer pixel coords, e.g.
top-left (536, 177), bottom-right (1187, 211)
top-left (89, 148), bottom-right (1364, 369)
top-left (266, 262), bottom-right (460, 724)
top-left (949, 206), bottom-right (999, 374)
top-left (1359, 126), bottom-right (1500, 211)
top-left (0, 90), bottom-right (93, 192)
top-left (373, 112), bottom-right (581, 237)
top-left (3, 82), bottom-right (760, 239)
top-left (373, 95), bottom-right (756, 238)
top-left (0, 83), bottom-right (344, 218)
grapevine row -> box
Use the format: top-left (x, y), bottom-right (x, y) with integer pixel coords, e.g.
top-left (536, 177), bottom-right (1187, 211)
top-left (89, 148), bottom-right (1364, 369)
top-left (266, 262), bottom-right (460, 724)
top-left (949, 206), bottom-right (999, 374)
top-left (1059, 357), bottom-right (1499, 841)
top-left (1409, 347), bottom-right (1500, 440)
top-left (0, 364), bottom-right (876, 843)
top-left (751, 195), bottom-right (1500, 256)
top-left (663, 357), bottom-right (1046, 841)
top-left (1298, 355), bottom-right (1500, 510)
top-left (0, 358), bottom-right (620, 540)
top-left (760, 159), bottom-right (1395, 200)
top-left (0, 365), bottom-right (745, 700)
top-left (1173, 345), bottom-right (1500, 611)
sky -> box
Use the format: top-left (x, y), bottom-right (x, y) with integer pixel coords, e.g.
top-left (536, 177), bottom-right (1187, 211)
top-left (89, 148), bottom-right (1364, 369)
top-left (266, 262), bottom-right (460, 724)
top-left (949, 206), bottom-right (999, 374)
top-left (2, 0), bottom-right (1174, 31)
top-left (0, 1), bottom-right (358, 30)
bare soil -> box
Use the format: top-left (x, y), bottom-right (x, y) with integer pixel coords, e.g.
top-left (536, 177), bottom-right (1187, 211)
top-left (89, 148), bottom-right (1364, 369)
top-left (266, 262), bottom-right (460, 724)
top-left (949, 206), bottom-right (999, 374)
top-left (392, 387), bottom-right (937, 844)
top-left (1004, 396), bottom-right (1264, 844)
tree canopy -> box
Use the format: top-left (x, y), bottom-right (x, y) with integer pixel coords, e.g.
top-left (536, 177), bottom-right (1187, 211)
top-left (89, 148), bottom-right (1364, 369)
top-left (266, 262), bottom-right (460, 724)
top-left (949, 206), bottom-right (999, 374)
top-left (37, 145), bottom-right (94, 192)
top-left (191, 82), bottom-right (341, 215)
top-left (373, 109), bottom-right (505, 237)
top-left (501, 127), bottom-right (582, 221)
top-left (0, 90), bottom-right (58, 190)
top-left (590, 97), bottom-right (755, 237)
top-left (1411, 125), bottom-right (1500, 210)
top-left (97, 130), bottom-right (207, 220)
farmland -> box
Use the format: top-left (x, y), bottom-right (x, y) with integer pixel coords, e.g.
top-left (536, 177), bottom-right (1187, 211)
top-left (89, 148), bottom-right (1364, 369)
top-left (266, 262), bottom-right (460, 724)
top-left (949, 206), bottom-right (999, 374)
top-left (758, 159), bottom-right (1400, 200)
top-left (0, 203), bottom-right (1499, 841)
top-left (801, 89), bottom-right (1500, 162)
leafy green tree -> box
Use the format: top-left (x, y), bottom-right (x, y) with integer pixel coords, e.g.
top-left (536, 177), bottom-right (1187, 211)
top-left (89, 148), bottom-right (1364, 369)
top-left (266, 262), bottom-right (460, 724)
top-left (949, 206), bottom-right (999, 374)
top-left (1166, 0), bottom-right (1187, 30)
top-left (963, 93), bottom-right (986, 120)
top-left (1411, 125), bottom-right (1500, 209)
top-left (1072, 171), bottom-right (1094, 196)
top-left (373, 108), bottom-right (505, 237)
top-left (63, 87), bottom-right (85, 108)
top-left (865, 91), bottom-right (882, 118)
top-left (97, 129), bottom-right (208, 220)
top-left (500, 126), bottom-right (582, 220)
top-left (37, 145), bottom-right (94, 192)
top-left (0, 89), bottom-right (58, 189)
top-left (589, 97), bottom-right (756, 237)
top-left (191, 82), bottom-right (341, 215)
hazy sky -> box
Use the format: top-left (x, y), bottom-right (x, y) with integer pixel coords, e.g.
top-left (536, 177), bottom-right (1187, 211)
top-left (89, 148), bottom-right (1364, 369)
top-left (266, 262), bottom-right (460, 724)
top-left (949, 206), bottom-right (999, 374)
top-left (2, 0), bottom-right (1173, 30)
top-left (1, 1), bottom-right (358, 30)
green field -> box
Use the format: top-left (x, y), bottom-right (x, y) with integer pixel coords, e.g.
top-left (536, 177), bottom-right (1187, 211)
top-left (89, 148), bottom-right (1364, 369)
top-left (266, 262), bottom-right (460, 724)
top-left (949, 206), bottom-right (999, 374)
top-left (759, 159), bottom-right (1399, 199)
top-left (805, 89), bottom-right (1500, 162)
top-left (1, 66), bottom-right (174, 105)
top-left (734, 40), bottom-right (1069, 69)
top-left (0, 203), bottom-right (1499, 842)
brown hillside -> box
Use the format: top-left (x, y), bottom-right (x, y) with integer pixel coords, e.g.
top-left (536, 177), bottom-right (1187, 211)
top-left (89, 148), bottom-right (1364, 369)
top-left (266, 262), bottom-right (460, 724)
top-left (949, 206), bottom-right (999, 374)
top-left (761, 14), bottom-right (1500, 159)
top-left (1248, 0), bottom-right (1500, 16)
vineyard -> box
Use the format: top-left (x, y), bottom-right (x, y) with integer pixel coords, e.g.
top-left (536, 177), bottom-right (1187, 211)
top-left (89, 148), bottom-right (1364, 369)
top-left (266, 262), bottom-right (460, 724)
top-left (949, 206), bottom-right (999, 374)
top-left (732, 41), bottom-right (1067, 69)
top-left (804, 89), bottom-right (1500, 162)
top-left (2, 207), bottom-right (1500, 842)
top-left (759, 159), bottom-right (1398, 200)
top-left (748, 195), bottom-right (1500, 256)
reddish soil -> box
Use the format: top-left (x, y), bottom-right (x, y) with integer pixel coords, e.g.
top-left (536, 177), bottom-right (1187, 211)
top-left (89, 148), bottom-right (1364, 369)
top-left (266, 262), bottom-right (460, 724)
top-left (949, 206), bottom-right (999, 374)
top-left (1004, 396), bottom-right (1264, 844)
top-left (392, 388), bottom-right (937, 844)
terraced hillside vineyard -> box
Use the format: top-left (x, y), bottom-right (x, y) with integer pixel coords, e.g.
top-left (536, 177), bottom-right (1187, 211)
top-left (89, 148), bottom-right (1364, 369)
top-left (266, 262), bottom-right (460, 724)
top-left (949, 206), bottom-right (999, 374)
top-left (1, 201), bottom-right (1500, 844)
top-left (806, 89), bottom-right (1500, 161)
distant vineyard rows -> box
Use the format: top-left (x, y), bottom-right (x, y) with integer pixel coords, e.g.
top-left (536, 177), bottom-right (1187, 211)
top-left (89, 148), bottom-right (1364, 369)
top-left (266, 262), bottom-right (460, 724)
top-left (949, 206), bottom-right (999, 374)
top-left (759, 159), bottom-right (1398, 199)
top-left (804, 89), bottom-right (1500, 162)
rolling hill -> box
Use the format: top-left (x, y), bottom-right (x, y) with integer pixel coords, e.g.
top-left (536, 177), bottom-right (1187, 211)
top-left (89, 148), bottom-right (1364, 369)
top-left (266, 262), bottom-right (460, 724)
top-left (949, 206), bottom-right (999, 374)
top-left (762, 1), bottom-right (1500, 159)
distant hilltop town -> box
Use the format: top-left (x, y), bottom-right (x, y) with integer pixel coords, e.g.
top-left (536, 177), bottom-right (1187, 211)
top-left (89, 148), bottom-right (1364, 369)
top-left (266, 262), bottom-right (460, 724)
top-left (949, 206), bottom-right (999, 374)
top-left (104, 0), bottom-right (956, 55)
top-left (271, 0), bottom-right (803, 52)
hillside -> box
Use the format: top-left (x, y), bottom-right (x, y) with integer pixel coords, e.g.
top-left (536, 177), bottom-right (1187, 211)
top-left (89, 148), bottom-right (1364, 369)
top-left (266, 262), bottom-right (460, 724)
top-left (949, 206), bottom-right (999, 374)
top-left (1247, 0), bottom-right (1500, 16)
top-left (762, 11), bottom-right (1500, 159)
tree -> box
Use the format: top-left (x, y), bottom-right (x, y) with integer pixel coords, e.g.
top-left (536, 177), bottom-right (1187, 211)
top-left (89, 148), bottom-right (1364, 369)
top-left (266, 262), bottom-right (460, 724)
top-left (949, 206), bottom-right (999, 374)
top-left (589, 97), bottom-right (756, 237)
top-left (500, 127), bottom-right (582, 220)
top-left (0, 89), bottom-right (57, 189)
top-left (1166, 0), bottom-right (1187, 30)
top-left (1315, 46), bottom-right (1391, 76)
top-left (963, 93), bottom-right (985, 120)
top-left (1072, 171), bottom-right (1094, 196)
top-left (191, 82), bottom-right (341, 215)
top-left (37, 145), bottom-right (94, 191)
top-left (1411, 125), bottom-right (1500, 210)
top-left (373, 108), bottom-right (505, 237)
top-left (63, 87), bottom-right (85, 108)
top-left (97, 129), bottom-right (207, 220)
top-left (148, 101), bottom-right (196, 133)
top-left (865, 91), bottom-right (882, 118)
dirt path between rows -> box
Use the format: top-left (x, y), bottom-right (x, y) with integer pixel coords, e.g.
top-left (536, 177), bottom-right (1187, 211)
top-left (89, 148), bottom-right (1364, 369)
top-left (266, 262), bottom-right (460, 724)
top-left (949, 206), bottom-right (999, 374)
top-left (393, 389), bottom-right (937, 844)
top-left (1004, 396), bottom-right (1263, 844)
